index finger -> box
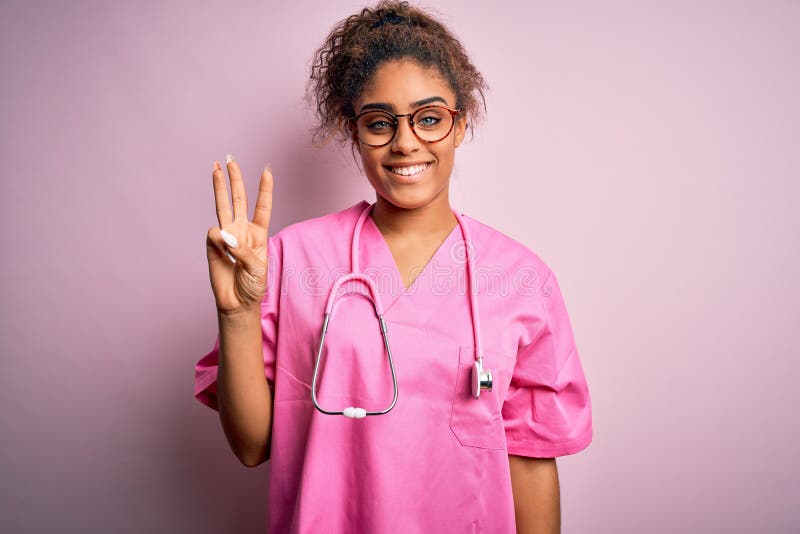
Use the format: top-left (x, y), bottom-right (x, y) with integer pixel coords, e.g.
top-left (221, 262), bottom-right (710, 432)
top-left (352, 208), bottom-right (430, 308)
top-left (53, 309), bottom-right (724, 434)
top-left (252, 165), bottom-right (274, 232)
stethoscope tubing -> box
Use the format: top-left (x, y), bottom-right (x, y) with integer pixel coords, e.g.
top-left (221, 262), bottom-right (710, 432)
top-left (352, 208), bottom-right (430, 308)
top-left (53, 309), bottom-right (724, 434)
top-left (311, 272), bottom-right (398, 417)
top-left (311, 202), bottom-right (489, 418)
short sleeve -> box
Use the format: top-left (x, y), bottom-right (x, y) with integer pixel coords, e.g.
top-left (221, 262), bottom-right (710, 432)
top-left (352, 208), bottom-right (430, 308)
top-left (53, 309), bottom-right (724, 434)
top-left (502, 268), bottom-right (593, 458)
top-left (194, 234), bottom-right (282, 411)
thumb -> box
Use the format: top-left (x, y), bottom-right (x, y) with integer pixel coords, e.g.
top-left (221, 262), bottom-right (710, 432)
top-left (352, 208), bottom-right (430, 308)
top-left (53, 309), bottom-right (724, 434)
top-left (229, 244), bottom-right (266, 278)
top-left (219, 232), bottom-right (266, 279)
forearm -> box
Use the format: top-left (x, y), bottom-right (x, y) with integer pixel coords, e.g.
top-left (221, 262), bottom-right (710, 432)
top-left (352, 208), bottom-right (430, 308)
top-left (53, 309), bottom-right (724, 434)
top-left (216, 307), bottom-right (273, 467)
top-left (508, 455), bottom-right (561, 534)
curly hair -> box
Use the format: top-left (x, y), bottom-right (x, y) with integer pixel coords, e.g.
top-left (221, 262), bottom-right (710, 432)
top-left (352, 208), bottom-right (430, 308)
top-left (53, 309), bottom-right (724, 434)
top-left (307, 0), bottom-right (488, 146)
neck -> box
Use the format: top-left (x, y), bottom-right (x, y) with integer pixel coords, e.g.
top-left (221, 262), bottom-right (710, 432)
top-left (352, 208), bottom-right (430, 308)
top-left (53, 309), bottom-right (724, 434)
top-left (370, 194), bottom-right (457, 238)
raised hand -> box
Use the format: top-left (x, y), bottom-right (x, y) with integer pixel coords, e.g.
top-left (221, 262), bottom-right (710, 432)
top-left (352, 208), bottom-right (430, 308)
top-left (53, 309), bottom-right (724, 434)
top-left (206, 155), bottom-right (273, 315)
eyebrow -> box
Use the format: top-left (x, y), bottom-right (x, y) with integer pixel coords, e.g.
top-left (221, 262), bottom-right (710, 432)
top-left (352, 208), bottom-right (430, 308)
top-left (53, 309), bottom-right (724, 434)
top-left (358, 96), bottom-right (448, 114)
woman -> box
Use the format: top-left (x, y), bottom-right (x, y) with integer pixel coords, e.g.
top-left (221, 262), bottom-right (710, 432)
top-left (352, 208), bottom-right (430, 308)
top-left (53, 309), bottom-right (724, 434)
top-left (195, 2), bottom-right (592, 532)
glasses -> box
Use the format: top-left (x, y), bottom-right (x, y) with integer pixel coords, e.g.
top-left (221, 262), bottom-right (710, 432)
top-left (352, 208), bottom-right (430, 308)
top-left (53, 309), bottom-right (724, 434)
top-left (350, 105), bottom-right (461, 147)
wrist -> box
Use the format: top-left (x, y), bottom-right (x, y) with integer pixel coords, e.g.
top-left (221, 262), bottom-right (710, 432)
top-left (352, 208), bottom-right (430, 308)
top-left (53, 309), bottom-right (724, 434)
top-left (217, 305), bottom-right (261, 327)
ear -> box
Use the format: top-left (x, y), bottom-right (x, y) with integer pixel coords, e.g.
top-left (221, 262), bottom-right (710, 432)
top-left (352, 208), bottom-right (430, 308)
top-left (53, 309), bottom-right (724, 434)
top-left (453, 116), bottom-right (468, 148)
top-left (348, 120), bottom-right (360, 149)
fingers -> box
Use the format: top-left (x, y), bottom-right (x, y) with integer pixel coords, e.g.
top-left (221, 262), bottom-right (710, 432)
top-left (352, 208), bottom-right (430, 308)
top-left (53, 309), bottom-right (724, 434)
top-left (207, 226), bottom-right (236, 265)
top-left (252, 165), bottom-right (274, 231)
top-left (229, 242), bottom-right (266, 279)
top-left (226, 154), bottom-right (248, 222)
top-left (220, 229), bottom-right (238, 263)
top-left (212, 154), bottom-right (273, 230)
top-left (207, 226), bottom-right (265, 276)
top-left (212, 161), bottom-right (233, 227)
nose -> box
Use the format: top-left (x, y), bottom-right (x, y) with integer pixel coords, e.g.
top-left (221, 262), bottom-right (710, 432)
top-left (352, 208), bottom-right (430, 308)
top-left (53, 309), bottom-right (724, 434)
top-left (391, 116), bottom-right (420, 154)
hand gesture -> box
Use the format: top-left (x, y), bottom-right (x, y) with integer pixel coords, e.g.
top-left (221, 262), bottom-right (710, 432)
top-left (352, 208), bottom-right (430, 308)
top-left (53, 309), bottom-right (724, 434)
top-left (206, 155), bottom-right (273, 315)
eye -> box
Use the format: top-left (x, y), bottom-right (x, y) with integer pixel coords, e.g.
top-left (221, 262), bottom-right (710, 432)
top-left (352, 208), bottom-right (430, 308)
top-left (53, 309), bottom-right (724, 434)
top-left (417, 116), bottom-right (440, 127)
top-left (413, 108), bottom-right (447, 130)
top-left (367, 119), bottom-right (393, 131)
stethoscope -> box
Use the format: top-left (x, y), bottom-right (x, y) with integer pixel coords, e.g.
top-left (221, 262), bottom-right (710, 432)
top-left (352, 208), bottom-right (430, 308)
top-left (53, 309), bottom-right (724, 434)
top-left (311, 201), bottom-right (492, 419)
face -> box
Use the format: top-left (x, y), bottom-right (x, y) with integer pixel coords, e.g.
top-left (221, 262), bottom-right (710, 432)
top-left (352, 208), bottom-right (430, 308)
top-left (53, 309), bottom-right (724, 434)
top-left (351, 59), bottom-right (467, 211)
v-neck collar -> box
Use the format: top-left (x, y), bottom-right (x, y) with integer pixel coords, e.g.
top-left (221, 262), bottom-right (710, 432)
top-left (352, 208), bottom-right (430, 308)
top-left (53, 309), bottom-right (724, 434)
top-left (358, 201), bottom-right (462, 317)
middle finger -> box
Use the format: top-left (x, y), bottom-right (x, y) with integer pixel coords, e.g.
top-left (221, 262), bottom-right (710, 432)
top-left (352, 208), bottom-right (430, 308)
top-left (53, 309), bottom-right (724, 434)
top-left (226, 154), bottom-right (248, 222)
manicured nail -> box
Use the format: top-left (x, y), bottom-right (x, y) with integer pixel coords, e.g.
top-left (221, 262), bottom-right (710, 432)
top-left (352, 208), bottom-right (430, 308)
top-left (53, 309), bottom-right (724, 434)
top-left (225, 251), bottom-right (236, 263)
top-left (220, 229), bottom-right (238, 248)
top-left (213, 161), bottom-right (221, 171)
top-left (264, 163), bottom-right (272, 173)
top-left (226, 154), bottom-right (234, 164)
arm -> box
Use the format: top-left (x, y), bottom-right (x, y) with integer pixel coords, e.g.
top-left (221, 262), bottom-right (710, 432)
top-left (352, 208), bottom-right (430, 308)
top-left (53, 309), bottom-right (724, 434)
top-left (508, 455), bottom-right (561, 534)
top-left (216, 307), bottom-right (273, 467)
top-left (205, 157), bottom-right (275, 468)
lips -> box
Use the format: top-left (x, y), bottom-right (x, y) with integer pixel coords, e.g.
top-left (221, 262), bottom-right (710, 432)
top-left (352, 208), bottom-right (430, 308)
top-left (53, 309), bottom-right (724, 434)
top-left (385, 162), bottom-right (432, 177)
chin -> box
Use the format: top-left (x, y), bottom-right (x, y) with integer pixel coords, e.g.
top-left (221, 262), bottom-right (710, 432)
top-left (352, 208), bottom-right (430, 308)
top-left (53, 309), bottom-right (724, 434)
top-left (377, 188), bottom-right (447, 211)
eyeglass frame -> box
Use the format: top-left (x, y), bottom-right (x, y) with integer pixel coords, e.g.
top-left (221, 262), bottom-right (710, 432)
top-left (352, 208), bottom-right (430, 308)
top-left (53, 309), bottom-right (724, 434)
top-left (349, 105), bottom-right (462, 148)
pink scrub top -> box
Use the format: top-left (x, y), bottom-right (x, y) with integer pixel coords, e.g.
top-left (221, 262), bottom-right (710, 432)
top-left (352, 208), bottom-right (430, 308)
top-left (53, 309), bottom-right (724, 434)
top-left (195, 200), bottom-right (592, 533)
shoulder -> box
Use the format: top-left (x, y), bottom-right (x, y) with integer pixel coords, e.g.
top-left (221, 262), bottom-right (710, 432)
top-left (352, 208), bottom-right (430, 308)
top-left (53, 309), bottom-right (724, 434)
top-left (461, 211), bottom-right (553, 285)
top-left (263, 200), bottom-right (369, 290)
top-left (269, 199), bottom-right (370, 248)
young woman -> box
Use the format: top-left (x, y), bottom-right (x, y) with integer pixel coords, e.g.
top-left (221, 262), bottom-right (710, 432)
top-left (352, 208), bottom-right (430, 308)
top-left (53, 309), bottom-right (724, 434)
top-left (196, 2), bottom-right (592, 532)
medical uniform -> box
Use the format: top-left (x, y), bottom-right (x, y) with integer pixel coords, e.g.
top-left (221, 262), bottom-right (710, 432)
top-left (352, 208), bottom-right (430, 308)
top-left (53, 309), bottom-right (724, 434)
top-left (195, 199), bottom-right (592, 533)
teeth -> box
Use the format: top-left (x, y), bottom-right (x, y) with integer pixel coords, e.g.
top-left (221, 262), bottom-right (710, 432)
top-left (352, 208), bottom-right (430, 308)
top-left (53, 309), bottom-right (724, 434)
top-left (390, 163), bottom-right (428, 176)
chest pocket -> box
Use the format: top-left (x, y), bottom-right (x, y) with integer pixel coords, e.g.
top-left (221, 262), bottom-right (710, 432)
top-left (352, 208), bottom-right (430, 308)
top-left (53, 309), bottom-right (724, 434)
top-left (449, 345), bottom-right (514, 450)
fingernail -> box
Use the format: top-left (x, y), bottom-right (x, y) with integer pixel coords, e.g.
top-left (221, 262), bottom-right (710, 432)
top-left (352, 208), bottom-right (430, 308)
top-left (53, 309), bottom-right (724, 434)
top-left (226, 154), bottom-right (234, 164)
top-left (213, 161), bottom-right (221, 171)
top-left (220, 229), bottom-right (238, 248)
top-left (264, 163), bottom-right (272, 173)
top-left (225, 251), bottom-right (237, 263)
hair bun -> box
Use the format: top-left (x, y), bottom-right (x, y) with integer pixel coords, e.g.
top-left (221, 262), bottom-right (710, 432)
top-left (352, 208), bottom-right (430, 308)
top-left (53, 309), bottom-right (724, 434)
top-left (371, 9), bottom-right (407, 29)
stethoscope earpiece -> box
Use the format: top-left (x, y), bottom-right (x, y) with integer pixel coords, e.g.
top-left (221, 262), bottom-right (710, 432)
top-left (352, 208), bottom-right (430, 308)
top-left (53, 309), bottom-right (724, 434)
top-left (471, 357), bottom-right (493, 399)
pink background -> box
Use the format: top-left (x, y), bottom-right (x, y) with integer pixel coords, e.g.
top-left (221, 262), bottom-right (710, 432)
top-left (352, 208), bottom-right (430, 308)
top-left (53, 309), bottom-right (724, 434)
top-left (1, 1), bottom-right (798, 532)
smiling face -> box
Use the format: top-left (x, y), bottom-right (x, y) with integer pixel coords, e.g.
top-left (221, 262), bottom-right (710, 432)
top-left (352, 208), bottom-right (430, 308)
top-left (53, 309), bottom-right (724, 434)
top-left (352, 59), bottom-right (467, 211)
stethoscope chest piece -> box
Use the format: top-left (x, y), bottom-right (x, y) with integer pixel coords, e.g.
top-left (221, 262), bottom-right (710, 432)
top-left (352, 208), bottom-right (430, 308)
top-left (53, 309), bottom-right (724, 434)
top-left (471, 357), bottom-right (493, 399)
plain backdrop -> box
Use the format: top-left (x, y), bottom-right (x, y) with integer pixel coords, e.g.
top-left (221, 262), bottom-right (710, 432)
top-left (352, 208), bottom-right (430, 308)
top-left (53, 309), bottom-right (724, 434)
top-left (1, 1), bottom-right (798, 532)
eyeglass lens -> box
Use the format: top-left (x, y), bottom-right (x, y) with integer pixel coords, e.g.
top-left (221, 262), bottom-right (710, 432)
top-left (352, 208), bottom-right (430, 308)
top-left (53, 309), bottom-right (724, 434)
top-left (355, 107), bottom-right (454, 146)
